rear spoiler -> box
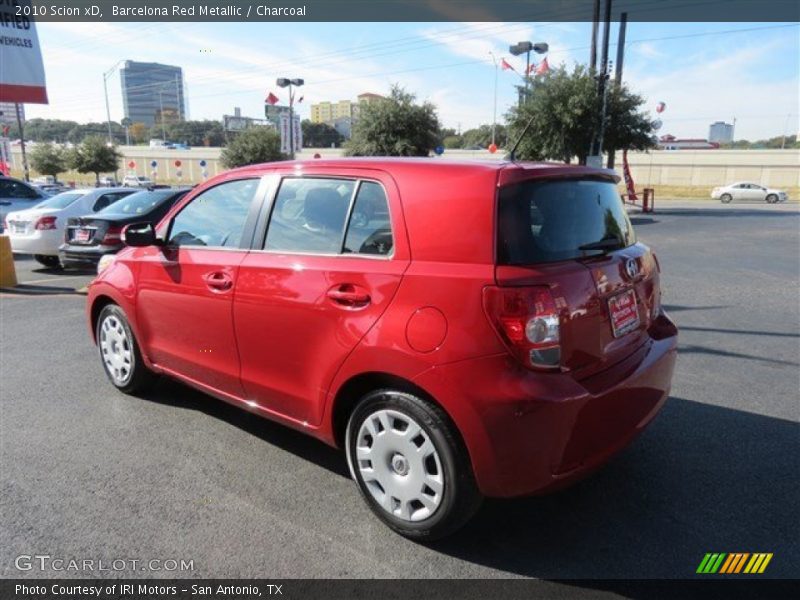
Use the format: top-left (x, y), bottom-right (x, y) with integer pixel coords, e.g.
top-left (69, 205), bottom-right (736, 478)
top-left (498, 164), bottom-right (620, 187)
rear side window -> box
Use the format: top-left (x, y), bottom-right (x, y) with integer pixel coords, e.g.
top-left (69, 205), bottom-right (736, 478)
top-left (33, 192), bottom-right (84, 210)
top-left (344, 182), bottom-right (393, 256)
top-left (93, 192), bottom-right (133, 212)
top-left (497, 178), bottom-right (635, 264)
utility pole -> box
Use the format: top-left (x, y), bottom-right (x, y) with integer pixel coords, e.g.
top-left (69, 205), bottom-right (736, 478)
top-left (489, 52), bottom-right (499, 146)
top-left (607, 11), bottom-right (627, 169)
top-left (590, 0), bottom-right (600, 73)
top-left (591, 0), bottom-right (612, 162)
top-left (158, 89), bottom-right (166, 140)
top-left (103, 60), bottom-right (124, 145)
top-left (15, 103), bottom-right (29, 181)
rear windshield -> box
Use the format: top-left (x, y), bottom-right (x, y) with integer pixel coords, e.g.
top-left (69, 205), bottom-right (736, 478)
top-left (98, 190), bottom-right (183, 216)
top-left (35, 192), bottom-right (85, 210)
top-left (497, 178), bottom-right (635, 264)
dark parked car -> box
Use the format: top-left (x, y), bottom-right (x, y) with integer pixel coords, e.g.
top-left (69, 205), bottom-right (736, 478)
top-left (60, 188), bottom-right (190, 268)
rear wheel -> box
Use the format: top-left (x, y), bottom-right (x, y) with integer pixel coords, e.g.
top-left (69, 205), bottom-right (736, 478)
top-left (96, 304), bottom-right (156, 394)
top-left (33, 254), bottom-right (61, 269)
top-left (346, 390), bottom-right (482, 540)
top-left (720, 193), bottom-right (732, 204)
top-left (766, 194), bottom-right (778, 204)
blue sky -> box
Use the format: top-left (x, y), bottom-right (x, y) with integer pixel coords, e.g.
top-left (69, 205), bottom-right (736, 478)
top-left (30, 20), bottom-right (799, 140)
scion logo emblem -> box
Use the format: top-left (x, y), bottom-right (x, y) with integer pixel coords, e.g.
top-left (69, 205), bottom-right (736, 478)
top-left (625, 258), bottom-right (639, 279)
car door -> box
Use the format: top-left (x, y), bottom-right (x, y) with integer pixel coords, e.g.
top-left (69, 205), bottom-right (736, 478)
top-left (233, 171), bottom-right (409, 426)
top-left (134, 176), bottom-right (266, 397)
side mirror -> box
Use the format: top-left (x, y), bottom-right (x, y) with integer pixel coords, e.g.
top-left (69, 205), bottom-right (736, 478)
top-left (122, 222), bottom-right (158, 247)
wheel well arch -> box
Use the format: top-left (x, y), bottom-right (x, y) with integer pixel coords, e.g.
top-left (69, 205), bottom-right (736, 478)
top-left (330, 371), bottom-right (466, 453)
top-left (89, 295), bottom-right (117, 341)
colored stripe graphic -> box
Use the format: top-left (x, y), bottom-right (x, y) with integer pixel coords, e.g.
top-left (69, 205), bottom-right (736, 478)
top-left (701, 552), bottom-right (772, 574)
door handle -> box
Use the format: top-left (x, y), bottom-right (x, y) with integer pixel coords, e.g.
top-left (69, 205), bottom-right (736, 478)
top-left (202, 271), bottom-right (233, 292)
top-left (327, 284), bottom-right (371, 308)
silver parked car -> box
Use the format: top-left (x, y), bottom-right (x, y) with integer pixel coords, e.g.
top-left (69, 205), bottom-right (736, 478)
top-left (0, 176), bottom-right (50, 232)
top-left (711, 182), bottom-right (788, 204)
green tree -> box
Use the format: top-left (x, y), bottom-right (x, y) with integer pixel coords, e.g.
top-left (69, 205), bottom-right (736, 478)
top-left (166, 120), bottom-right (225, 146)
top-left (301, 120), bottom-right (345, 148)
top-left (29, 143), bottom-right (68, 181)
top-left (345, 85), bottom-right (440, 156)
top-left (506, 64), bottom-right (655, 164)
top-left (220, 126), bottom-right (285, 168)
top-left (461, 124), bottom-right (508, 149)
top-left (67, 136), bottom-right (122, 184)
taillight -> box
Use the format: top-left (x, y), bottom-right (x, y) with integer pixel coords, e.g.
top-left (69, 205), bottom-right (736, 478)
top-left (483, 286), bottom-right (561, 370)
top-left (34, 216), bottom-right (57, 230)
top-left (101, 225), bottom-right (123, 245)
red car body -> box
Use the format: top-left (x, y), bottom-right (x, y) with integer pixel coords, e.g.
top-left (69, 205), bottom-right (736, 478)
top-left (87, 158), bottom-right (677, 499)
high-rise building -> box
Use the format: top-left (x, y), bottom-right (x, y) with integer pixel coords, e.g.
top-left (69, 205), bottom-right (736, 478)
top-left (310, 100), bottom-right (355, 124)
top-left (120, 61), bottom-right (185, 127)
top-left (708, 121), bottom-right (734, 144)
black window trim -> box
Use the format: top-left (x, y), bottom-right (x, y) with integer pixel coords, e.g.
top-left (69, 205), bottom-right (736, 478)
top-left (253, 175), bottom-right (395, 260)
top-left (163, 176), bottom-right (269, 251)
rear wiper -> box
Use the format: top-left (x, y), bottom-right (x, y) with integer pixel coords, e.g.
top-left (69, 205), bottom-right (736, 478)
top-left (578, 238), bottom-right (624, 253)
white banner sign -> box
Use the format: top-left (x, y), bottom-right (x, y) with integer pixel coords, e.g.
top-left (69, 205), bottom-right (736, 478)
top-left (279, 114), bottom-right (302, 154)
top-left (0, 1), bottom-right (48, 103)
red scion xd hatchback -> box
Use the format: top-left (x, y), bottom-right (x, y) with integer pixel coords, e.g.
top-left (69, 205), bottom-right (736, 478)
top-left (87, 158), bottom-right (678, 540)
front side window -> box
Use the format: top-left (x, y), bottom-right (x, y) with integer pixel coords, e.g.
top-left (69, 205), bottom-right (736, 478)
top-left (168, 179), bottom-right (258, 248)
top-left (497, 178), bottom-right (636, 264)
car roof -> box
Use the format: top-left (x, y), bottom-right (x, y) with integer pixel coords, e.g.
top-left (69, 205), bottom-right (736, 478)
top-left (226, 157), bottom-right (619, 185)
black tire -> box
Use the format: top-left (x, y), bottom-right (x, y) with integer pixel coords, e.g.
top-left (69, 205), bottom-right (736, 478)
top-left (766, 194), bottom-right (778, 204)
top-left (346, 389), bottom-right (482, 541)
top-left (720, 193), bottom-right (732, 204)
top-left (33, 254), bottom-right (61, 269)
top-left (95, 304), bottom-right (156, 395)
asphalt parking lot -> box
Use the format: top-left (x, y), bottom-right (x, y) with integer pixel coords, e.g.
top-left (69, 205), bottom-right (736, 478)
top-left (1, 200), bottom-right (798, 587)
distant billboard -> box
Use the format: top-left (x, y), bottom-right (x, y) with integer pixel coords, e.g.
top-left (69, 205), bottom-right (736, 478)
top-left (0, 1), bottom-right (48, 104)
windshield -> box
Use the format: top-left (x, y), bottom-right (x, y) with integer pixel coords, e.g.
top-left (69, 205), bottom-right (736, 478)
top-left (497, 178), bottom-right (636, 264)
top-left (34, 192), bottom-right (85, 210)
top-left (98, 190), bottom-right (179, 215)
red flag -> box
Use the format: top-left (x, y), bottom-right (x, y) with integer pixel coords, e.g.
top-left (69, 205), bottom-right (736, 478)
top-left (500, 58), bottom-right (516, 72)
top-left (526, 63), bottom-right (536, 75)
top-left (535, 57), bottom-right (550, 75)
top-left (266, 92), bottom-right (279, 105)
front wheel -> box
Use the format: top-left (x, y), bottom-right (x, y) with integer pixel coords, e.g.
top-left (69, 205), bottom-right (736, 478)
top-left (96, 304), bottom-right (156, 394)
top-left (34, 254), bottom-right (61, 269)
top-left (720, 193), bottom-right (733, 204)
top-left (766, 194), bottom-right (778, 204)
top-left (346, 390), bottom-right (482, 540)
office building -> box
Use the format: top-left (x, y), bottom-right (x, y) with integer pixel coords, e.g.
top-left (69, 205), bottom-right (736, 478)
top-left (708, 121), bottom-right (734, 144)
top-left (120, 61), bottom-right (185, 127)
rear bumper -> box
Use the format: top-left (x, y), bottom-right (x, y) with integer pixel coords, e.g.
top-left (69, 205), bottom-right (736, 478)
top-left (413, 312), bottom-right (678, 498)
top-left (10, 230), bottom-right (62, 256)
top-left (59, 244), bottom-right (120, 266)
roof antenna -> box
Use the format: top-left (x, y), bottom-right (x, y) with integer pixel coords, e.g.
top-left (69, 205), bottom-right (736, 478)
top-left (505, 115), bottom-right (535, 162)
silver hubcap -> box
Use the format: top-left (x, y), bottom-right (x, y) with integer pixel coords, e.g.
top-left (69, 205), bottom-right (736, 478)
top-left (99, 315), bottom-right (133, 385)
top-left (355, 409), bottom-right (444, 522)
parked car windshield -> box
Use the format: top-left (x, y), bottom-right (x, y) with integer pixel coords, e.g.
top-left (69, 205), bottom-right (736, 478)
top-left (98, 189), bottom-right (180, 216)
top-left (497, 178), bottom-right (636, 264)
top-left (33, 191), bottom-right (86, 210)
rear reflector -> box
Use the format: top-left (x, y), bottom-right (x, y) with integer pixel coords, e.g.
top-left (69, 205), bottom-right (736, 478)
top-left (483, 286), bottom-right (561, 370)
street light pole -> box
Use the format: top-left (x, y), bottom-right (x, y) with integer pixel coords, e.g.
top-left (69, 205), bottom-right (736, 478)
top-left (158, 89), bottom-right (166, 140)
top-left (103, 60), bottom-right (124, 145)
top-left (277, 77), bottom-right (304, 160)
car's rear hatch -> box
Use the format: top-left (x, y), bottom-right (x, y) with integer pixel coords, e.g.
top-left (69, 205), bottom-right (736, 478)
top-left (494, 174), bottom-right (660, 380)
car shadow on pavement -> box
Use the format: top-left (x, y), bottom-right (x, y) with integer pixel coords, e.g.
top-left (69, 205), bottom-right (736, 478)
top-left (428, 397), bottom-right (798, 584)
top-left (0, 283), bottom-right (82, 296)
top-left (142, 377), bottom-right (350, 479)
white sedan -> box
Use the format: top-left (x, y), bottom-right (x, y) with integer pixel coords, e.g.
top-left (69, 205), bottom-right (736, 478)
top-left (5, 187), bottom-right (137, 268)
top-left (711, 182), bottom-right (788, 204)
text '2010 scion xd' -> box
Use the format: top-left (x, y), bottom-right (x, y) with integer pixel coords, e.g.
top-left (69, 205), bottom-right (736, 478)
top-left (87, 157), bottom-right (678, 540)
